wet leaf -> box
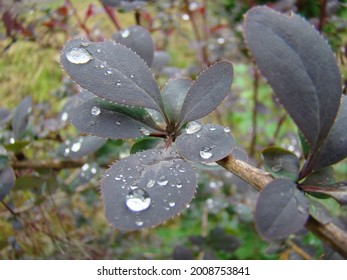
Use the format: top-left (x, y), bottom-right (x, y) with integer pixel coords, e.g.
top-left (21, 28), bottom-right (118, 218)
top-left (0, 165), bottom-right (16, 201)
top-left (71, 98), bottom-right (161, 140)
top-left (309, 95), bottom-right (347, 170)
top-left (113, 25), bottom-right (154, 67)
top-left (307, 198), bottom-right (333, 224)
top-left (262, 146), bottom-right (300, 181)
top-left (179, 61), bottom-right (233, 123)
top-left (255, 178), bottom-right (309, 240)
top-left (176, 123), bottom-right (235, 163)
top-left (101, 147), bottom-right (197, 231)
top-left (162, 78), bottom-right (192, 123)
top-left (130, 138), bottom-right (163, 155)
top-left (302, 166), bottom-right (335, 186)
top-left (58, 136), bottom-right (106, 158)
top-left (60, 38), bottom-right (164, 113)
top-left (11, 96), bottom-right (32, 139)
top-left (244, 7), bottom-right (341, 150)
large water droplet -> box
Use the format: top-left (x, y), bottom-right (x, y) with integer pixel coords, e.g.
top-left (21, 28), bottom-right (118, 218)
top-left (224, 127), bottom-right (230, 133)
top-left (71, 141), bottom-right (82, 152)
top-left (126, 188), bottom-right (151, 212)
top-left (91, 106), bottom-right (101, 116)
top-left (66, 47), bottom-right (93, 64)
top-left (121, 29), bottom-right (130, 38)
top-left (200, 146), bottom-right (213, 159)
top-left (169, 202), bottom-right (175, 207)
top-left (140, 127), bottom-right (150, 136)
top-left (186, 121), bottom-right (202, 134)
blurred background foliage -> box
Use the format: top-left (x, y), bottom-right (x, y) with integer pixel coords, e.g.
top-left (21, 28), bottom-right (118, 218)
top-left (0, 0), bottom-right (346, 259)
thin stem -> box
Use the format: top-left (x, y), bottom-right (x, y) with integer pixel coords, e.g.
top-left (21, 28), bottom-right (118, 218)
top-left (100, 1), bottom-right (122, 31)
top-left (66, 0), bottom-right (92, 40)
top-left (249, 68), bottom-right (259, 157)
top-left (217, 154), bottom-right (347, 258)
top-left (318, 0), bottom-right (328, 31)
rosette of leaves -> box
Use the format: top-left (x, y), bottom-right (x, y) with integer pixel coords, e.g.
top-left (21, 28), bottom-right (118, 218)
top-left (60, 33), bottom-right (234, 230)
top-left (244, 7), bottom-right (346, 241)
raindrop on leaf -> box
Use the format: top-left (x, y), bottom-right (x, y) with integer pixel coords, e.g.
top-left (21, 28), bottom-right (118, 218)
top-left (121, 29), bottom-right (130, 38)
top-left (126, 188), bottom-right (151, 212)
top-left (186, 121), bottom-right (202, 134)
top-left (71, 141), bottom-right (82, 152)
top-left (91, 106), bottom-right (101, 116)
top-left (200, 146), bottom-right (213, 159)
top-left (66, 47), bottom-right (93, 64)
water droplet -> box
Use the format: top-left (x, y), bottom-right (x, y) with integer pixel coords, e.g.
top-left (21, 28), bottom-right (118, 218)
top-left (272, 165), bottom-right (282, 172)
top-left (71, 141), bottom-right (82, 152)
top-left (91, 106), bottom-right (101, 116)
top-left (91, 167), bottom-right (97, 174)
top-left (64, 148), bottom-right (70, 156)
top-left (97, 49), bottom-right (101, 53)
top-left (224, 127), bottom-right (230, 133)
top-left (9, 137), bottom-right (15, 144)
top-left (116, 81), bottom-right (121, 86)
top-left (61, 112), bottom-right (68, 122)
top-left (200, 146), bottom-right (213, 159)
top-left (158, 180), bottom-right (168, 186)
top-left (146, 179), bottom-right (155, 188)
top-left (182, 14), bottom-right (190, 21)
top-left (169, 202), bottom-right (175, 207)
top-left (115, 175), bottom-right (123, 181)
top-left (104, 69), bottom-right (113, 75)
top-left (186, 121), bottom-right (202, 134)
top-left (126, 188), bottom-right (151, 212)
top-left (90, 120), bottom-right (96, 126)
top-left (81, 164), bottom-right (89, 171)
top-left (80, 42), bottom-right (90, 47)
top-left (135, 220), bottom-right (144, 227)
top-left (66, 47), bottom-right (93, 64)
top-left (130, 74), bottom-right (135, 78)
top-left (178, 167), bottom-right (186, 173)
top-left (209, 127), bottom-right (216, 131)
top-left (217, 37), bottom-right (225, 44)
top-left (116, 121), bottom-right (121, 126)
top-left (176, 184), bottom-right (182, 189)
top-left (140, 127), bottom-right (150, 136)
top-left (121, 29), bottom-right (130, 38)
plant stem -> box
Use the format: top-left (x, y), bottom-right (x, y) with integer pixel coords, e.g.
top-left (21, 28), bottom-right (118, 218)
top-left (100, 1), bottom-right (122, 31)
top-left (217, 154), bottom-right (347, 258)
top-left (318, 0), bottom-right (328, 31)
top-left (249, 68), bottom-right (259, 157)
top-left (66, 0), bottom-right (92, 40)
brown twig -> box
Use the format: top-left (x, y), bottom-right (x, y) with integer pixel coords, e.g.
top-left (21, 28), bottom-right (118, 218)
top-left (249, 68), bottom-right (259, 157)
top-left (217, 154), bottom-right (347, 258)
top-left (66, 0), bottom-right (93, 40)
top-left (10, 159), bottom-right (87, 170)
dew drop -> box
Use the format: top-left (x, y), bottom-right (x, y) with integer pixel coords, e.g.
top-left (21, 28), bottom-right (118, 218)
top-left (272, 165), bottom-right (282, 172)
top-left (71, 141), bottom-right (82, 152)
top-left (64, 148), bottom-right (70, 156)
top-left (130, 74), bottom-right (135, 78)
top-left (81, 163), bottom-right (89, 171)
top-left (66, 47), bottom-right (93, 64)
top-left (224, 127), bottom-right (230, 133)
top-left (176, 184), bottom-right (182, 189)
top-left (126, 188), bottom-right (151, 212)
top-left (135, 220), bottom-right (144, 227)
top-left (200, 146), bottom-right (213, 159)
top-left (217, 37), bottom-right (225, 44)
top-left (104, 69), bottom-right (113, 75)
top-left (80, 42), bottom-right (90, 47)
top-left (140, 127), bottom-right (150, 136)
top-left (116, 81), bottom-right (122, 86)
top-left (90, 120), bottom-right (96, 126)
top-left (61, 112), bottom-right (68, 122)
top-left (209, 127), bottom-right (216, 131)
top-left (91, 106), bottom-right (101, 116)
top-left (97, 49), bottom-right (101, 53)
top-left (115, 175), bottom-right (123, 181)
top-left (146, 179), bottom-right (156, 188)
top-left (169, 202), bottom-right (175, 207)
top-left (186, 121), bottom-right (202, 134)
top-left (116, 121), bottom-right (121, 126)
top-left (121, 29), bottom-right (130, 38)
top-left (91, 167), bottom-right (97, 174)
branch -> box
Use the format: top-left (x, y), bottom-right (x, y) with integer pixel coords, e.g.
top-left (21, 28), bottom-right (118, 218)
top-left (10, 159), bottom-right (86, 169)
top-left (217, 154), bottom-right (347, 259)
